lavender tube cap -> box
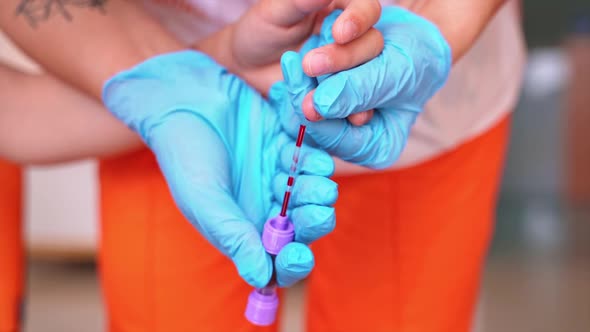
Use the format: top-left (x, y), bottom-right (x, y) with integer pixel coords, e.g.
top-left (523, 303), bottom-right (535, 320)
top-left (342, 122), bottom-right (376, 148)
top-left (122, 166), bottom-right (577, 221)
top-left (245, 215), bottom-right (295, 326)
top-left (261, 215), bottom-right (294, 255)
top-left (245, 289), bottom-right (279, 326)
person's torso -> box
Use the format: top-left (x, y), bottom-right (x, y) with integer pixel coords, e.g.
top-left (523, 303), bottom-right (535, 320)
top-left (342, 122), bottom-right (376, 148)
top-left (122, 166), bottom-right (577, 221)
top-left (141, 0), bottom-right (526, 174)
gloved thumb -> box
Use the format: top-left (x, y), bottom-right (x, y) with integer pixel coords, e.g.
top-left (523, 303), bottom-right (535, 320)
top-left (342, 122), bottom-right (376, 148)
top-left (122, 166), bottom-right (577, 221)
top-left (275, 242), bottom-right (315, 287)
top-left (280, 51), bottom-right (351, 155)
top-left (148, 113), bottom-right (273, 288)
top-left (281, 51), bottom-right (317, 107)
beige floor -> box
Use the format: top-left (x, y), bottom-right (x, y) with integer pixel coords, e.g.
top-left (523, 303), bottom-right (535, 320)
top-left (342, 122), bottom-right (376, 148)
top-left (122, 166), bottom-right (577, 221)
top-left (24, 262), bottom-right (104, 332)
top-left (22, 260), bottom-right (590, 332)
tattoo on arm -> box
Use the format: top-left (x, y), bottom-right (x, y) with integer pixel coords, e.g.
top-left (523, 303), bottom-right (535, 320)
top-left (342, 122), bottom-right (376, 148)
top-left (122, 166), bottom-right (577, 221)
top-left (15, 0), bottom-right (108, 28)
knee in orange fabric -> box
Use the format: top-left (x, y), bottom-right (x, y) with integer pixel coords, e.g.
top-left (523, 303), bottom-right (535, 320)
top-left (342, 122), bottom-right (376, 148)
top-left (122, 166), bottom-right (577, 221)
top-left (306, 117), bottom-right (510, 332)
top-left (99, 149), bottom-right (280, 332)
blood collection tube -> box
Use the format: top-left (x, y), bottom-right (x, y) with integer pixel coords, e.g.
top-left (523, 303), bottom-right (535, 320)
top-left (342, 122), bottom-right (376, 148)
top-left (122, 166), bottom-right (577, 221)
top-left (245, 125), bottom-right (306, 326)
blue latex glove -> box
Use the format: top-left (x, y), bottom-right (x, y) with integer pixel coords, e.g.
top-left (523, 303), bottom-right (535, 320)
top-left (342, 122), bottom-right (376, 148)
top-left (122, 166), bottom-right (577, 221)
top-left (102, 50), bottom-right (338, 288)
top-left (279, 7), bottom-right (452, 169)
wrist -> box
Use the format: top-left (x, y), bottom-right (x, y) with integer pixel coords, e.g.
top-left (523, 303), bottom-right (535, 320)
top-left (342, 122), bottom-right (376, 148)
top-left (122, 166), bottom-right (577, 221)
top-left (193, 25), bottom-right (283, 96)
top-left (411, 0), bottom-right (506, 64)
top-left (193, 25), bottom-right (246, 77)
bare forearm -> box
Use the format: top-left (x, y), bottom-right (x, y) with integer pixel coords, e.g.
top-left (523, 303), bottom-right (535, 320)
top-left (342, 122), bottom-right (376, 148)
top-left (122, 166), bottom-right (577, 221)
top-left (0, 0), bottom-right (184, 99)
top-left (401, 0), bottom-right (506, 63)
top-left (0, 64), bottom-right (143, 165)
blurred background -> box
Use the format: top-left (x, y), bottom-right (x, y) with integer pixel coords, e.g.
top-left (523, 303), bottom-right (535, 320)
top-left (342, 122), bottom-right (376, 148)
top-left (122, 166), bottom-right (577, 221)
top-left (2, 1), bottom-right (590, 331)
top-left (484, 1), bottom-right (590, 330)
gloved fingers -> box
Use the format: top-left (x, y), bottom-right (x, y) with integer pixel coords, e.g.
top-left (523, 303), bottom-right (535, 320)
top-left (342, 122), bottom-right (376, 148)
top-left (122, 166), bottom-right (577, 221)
top-left (301, 90), bottom-right (322, 121)
top-left (275, 242), bottom-right (315, 287)
top-left (329, 0), bottom-right (383, 44)
top-left (281, 51), bottom-right (324, 145)
top-left (302, 110), bottom-right (417, 169)
top-left (281, 49), bottom-right (375, 154)
top-left (149, 114), bottom-right (273, 288)
top-left (284, 49), bottom-right (376, 126)
top-left (312, 48), bottom-right (412, 119)
top-left (268, 82), bottom-right (304, 139)
top-left (281, 51), bottom-right (317, 108)
top-left (302, 88), bottom-right (375, 125)
top-left (302, 26), bottom-right (384, 77)
top-left (307, 9), bottom-right (404, 119)
top-left (280, 51), bottom-right (321, 145)
top-left (272, 173), bottom-right (338, 208)
top-left (278, 143), bottom-right (334, 177)
top-left (303, 116), bottom-right (374, 162)
top-left (311, 7), bottom-right (452, 119)
top-left (290, 204), bottom-right (336, 244)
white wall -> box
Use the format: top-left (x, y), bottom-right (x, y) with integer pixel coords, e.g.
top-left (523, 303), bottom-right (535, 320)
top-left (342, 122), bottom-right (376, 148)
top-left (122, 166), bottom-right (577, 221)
top-left (24, 162), bottom-right (99, 253)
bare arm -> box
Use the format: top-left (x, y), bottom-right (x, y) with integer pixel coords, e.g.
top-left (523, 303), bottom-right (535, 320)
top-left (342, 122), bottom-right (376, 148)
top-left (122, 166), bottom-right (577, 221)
top-left (0, 0), bottom-right (315, 164)
top-left (399, 0), bottom-right (507, 63)
top-left (0, 0), bottom-right (237, 165)
top-left (0, 62), bottom-right (142, 165)
top-left (0, 0), bottom-right (288, 165)
top-left (0, 0), bottom-right (186, 100)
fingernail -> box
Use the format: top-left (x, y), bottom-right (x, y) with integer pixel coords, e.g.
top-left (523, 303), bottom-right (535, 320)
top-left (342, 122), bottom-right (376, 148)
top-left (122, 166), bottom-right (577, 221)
top-left (303, 94), bottom-right (323, 121)
top-left (341, 20), bottom-right (359, 41)
top-left (304, 110), bottom-right (323, 122)
top-left (349, 111), bottom-right (372, 126)
top-left (307, 52), bottom-right (332, 76)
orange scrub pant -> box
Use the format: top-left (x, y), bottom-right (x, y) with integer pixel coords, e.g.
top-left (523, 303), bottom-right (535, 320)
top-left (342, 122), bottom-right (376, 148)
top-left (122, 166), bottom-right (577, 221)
top-left (98, 115), bottom-right (510, 332)
top-left (0, 117), bottom-right (509, 332)
top-left (0, 160), bottom-right (23, 332)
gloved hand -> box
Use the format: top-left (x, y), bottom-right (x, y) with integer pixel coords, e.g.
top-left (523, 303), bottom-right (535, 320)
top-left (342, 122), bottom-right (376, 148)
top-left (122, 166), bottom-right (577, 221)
top-left (102, 50), bottom-right (338, 288)
top-left (279, 6), bottom-right (452, 169)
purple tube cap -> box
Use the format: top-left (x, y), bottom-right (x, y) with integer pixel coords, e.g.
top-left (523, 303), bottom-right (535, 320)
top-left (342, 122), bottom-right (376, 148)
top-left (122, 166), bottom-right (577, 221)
top-left (262, 215), bottom-right (295, 255)
top-left (245, 289), bottom-right (279, 326)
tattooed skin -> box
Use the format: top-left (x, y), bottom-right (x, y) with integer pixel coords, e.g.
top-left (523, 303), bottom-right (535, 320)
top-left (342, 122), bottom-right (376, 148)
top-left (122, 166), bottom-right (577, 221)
top-left (16, 0), bottom-right (108, 28)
